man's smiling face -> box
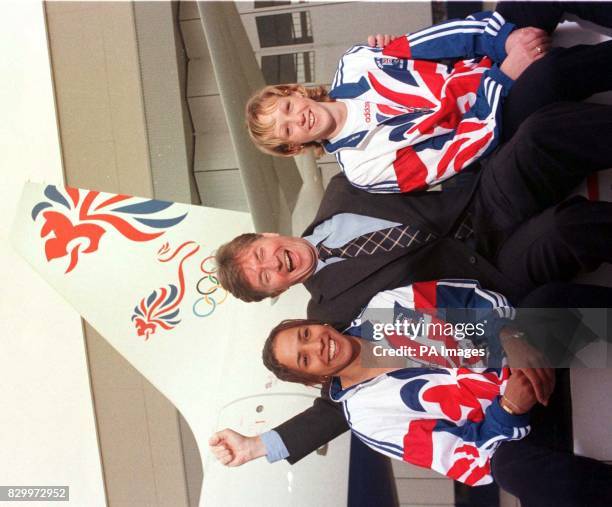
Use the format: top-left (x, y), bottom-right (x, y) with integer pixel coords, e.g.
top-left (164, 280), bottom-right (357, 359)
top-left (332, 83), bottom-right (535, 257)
top-left (236, 233), bottom-right (318, 296)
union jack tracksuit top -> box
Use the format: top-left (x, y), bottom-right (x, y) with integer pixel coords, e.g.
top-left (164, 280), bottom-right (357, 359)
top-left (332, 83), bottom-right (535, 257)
top-left (325, 11), bottom-right (516, 193)
top-left (332, 279), bottom-right (529, 486)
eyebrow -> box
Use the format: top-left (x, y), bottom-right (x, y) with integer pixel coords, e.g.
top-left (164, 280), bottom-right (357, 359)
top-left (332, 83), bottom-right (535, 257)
top-left (253, 249), bottom-right (265, 287)
top-left (275, 100), bottom-right (288, 139)
top-left (296, 329), bottom-right (302, 369)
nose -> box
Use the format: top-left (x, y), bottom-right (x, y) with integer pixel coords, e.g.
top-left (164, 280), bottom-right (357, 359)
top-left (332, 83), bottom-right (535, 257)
top-left (302, 336), bottom-right (324, 360)
top-left (259, 254), bottom-right (282, 273)
top-left (286, 110), bottom-right (306, 127)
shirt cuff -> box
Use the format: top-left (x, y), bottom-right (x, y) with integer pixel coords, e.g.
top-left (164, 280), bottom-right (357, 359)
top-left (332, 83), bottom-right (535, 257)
top-left (493, 18), bottom-right (516, 62)
top-left (260, 430), bottom-right (290, 463)
top-left (490, 396), bottom-right (531, 429)
top-left (487, 65), bottom-right (515, 94)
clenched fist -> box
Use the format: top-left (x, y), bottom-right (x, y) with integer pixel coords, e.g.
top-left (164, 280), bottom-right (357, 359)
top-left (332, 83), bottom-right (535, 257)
top-left (209, 428), bottom-right (267, 467)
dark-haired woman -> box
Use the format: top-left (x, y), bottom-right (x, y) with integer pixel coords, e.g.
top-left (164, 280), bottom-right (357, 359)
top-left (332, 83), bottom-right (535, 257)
top-left (260, 280), bottom-right (612, 506)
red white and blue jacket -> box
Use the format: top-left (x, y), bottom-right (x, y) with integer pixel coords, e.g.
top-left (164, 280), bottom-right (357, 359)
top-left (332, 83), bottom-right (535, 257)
top-left (332, 279), bottom-right (527, 486)
top-left (325, 11), bottom-right (516, 193)
top-left (345, 279), bottom-right (514, 368)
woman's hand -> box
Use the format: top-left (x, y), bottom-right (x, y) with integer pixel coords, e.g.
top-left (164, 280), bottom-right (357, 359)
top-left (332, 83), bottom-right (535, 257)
top-left (502, 370), bottom-right (538, 414)
top-left (209, 428), bottom-right (267, 467)
top-left (367, 34), bottom-right (398, 48)
top-left (500, 327), bottom-right (555, 405)
top-left (505, 27), bottom-right (550, 56)
top-left (501, 27), bottom-right (551, 80)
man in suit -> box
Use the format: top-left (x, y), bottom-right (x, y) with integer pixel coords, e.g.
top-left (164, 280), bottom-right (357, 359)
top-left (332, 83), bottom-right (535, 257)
top-left (211, 101), bottom-right (612, 468)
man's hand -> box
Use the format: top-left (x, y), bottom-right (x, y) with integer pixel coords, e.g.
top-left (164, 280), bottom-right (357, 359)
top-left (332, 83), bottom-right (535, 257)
top-left (209, 429), bottom-right (267, 467)
top-left (500, 327), bottom-right (555, 405)
top-left (502, 370), bottom-right (538, 414)
top-left (367, 34), bottom-right (398, 48)
top-left (500, 27), bottom-right (550, 80)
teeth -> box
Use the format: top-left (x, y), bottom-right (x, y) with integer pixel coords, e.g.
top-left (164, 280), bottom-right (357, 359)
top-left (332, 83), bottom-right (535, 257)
top-left (309, 111), bottom-right (314, 129)
top-left (284, 251), bottom-right (293, 272)
top-left (329, 339), bottom-right (336, 362)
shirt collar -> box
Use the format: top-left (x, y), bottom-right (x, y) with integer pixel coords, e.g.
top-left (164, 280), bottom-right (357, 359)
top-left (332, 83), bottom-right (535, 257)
top-left (328, 373), bottom-right (390, 401)
top-left (324, 99), bottom-right (369, 153)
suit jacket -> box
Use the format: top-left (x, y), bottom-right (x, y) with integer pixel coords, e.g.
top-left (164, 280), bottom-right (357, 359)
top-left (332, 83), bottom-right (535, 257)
top-left (275, 170), bottom-right (527, 464)
top-left (304, 170), bottom-right (525, 328)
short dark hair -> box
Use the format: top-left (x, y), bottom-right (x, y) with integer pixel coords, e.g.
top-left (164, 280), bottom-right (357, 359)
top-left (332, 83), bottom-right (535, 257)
top-left (215, 233), bottom-right (278, 302)
top-left (262, 319), bottom-right (329, 387)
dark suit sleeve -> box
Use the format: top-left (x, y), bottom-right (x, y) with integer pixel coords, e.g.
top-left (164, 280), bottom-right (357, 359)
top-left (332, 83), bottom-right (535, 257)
top-left (273, 394), bottom-right (349, 464)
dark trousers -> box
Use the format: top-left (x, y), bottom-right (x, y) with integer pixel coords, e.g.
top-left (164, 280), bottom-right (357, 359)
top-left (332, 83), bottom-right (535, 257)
top-left (515, 283), bottom-right (612, 367)
top-left (492, 386), bottom-right (612, 507)
top-left (492, 285), bottom-right (612, 507)
top-left (493, 1), bottom-right (612, 139)
top-left (466, 3), bottom-right (612, 290)
top-left (497, 1), bottom-right (612, 35)
top-left (503, 41), bottom-right (612, 141)
top-left (471, 102), bottom-right (612, 290)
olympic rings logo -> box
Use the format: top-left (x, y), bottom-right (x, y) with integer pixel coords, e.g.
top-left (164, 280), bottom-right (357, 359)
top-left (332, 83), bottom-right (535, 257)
top-left (192, 255), bottom-right (228, 317)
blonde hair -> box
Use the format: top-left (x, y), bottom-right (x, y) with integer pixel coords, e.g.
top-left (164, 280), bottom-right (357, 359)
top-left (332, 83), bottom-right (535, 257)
top-left (245, 83), bottom-right (332, 158)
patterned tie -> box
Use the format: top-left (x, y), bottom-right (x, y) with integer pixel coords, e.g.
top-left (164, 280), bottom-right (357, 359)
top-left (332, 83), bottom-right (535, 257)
top-left (316, 224), bottom-right (437, 261)
top-left (452, 211), bottom-right (474, 241)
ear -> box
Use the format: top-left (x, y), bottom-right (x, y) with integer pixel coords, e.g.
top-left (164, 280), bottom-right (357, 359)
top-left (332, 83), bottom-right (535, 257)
top-left (287, 144), bottom-right (306, 156)
top-left (261, 232), bottom-right (280, 238)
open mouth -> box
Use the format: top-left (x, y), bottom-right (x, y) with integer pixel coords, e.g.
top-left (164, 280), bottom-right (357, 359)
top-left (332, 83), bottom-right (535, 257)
top-left (308, 111), bottom-right (314, 130)
top-left (328, 338), bottom-right (337, 363)
top-left (284, 250), bottom-right (294, 272)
